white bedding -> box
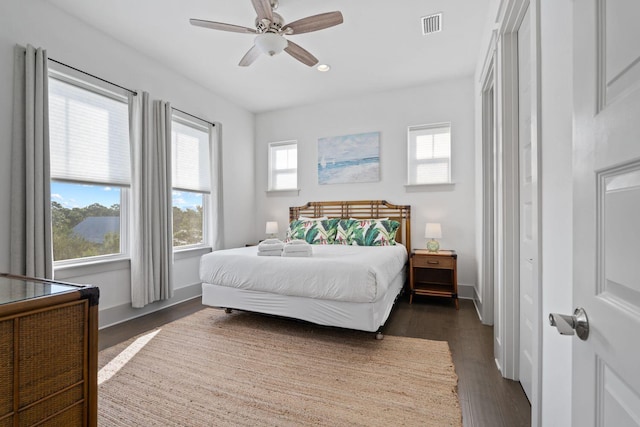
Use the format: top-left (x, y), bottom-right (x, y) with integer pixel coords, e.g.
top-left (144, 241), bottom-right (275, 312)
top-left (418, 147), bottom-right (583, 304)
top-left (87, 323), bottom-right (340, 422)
top-left (199, 244), bottom-right (407, 303)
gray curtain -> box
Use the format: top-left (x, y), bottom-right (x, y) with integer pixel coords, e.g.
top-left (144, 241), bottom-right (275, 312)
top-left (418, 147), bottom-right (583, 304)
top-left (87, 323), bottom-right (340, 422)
top-left (208, 123), bottom-right (224, 250)
top-left (10, 44), bottom-right (53, 279)
top-left (129, 94), bottom-right (174, 308)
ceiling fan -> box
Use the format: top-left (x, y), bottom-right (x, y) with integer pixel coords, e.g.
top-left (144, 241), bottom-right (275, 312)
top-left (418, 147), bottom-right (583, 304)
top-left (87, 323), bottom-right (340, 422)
top-left (190, 0), bottom-right (343, 67)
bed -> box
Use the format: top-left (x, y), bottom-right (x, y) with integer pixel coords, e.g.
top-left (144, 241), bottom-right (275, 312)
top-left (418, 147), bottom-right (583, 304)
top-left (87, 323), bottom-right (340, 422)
top-left (200, 200), bottom-right (411, 338)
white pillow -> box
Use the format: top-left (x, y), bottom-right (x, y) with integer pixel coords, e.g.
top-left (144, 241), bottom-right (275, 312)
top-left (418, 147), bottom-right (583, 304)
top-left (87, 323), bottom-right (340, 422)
top-left (298, 216), bottom-right (328, 221)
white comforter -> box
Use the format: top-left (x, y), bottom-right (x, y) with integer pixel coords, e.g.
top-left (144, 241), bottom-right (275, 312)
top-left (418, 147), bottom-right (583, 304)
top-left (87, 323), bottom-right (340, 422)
top-left (199, 244), bottom-right (407, 303)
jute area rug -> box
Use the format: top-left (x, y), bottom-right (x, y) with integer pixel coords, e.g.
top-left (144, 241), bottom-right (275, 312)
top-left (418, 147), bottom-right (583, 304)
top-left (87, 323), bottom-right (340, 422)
top-left (98, 308), bottom-right (461, 426)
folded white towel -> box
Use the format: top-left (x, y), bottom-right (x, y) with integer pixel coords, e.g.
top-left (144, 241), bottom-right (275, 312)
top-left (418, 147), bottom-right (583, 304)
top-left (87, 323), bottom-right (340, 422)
top-left (258, 247), bottom-right (282, 253)
top-left (283, 246), bottom-right (312, 254)
top-left (282, 251), bottom-right (312, 257)
top-left (286, 239), bottom-right (309, 246)
top-left (258, 249), bottom-right (282, 256)
top-left (258, 239), bottom-right (284, 250)
top-left (283, 240), bottom-right (312, 253)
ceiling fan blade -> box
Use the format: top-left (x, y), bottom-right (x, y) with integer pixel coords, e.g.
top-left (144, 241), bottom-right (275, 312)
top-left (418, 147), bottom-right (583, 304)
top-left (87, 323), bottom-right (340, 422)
top-left (284, 11), bottom-right (343, 35)
top-left (239, 45), bottom-right (262, 67)
top-left (190, 19), bottom-right (256, 34)
top-left (251, 0), bottom-right (273, 21)
top-left (284, 40), bottom-right (318, 67)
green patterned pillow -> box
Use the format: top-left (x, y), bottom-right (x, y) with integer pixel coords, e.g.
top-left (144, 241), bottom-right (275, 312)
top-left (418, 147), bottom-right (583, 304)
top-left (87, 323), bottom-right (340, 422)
top-left (334, 219), bottom-right (358, 245)
top-left (350, 219), bottom-right (401, 246)
top-left (286, 219), bottom-right (339, 244)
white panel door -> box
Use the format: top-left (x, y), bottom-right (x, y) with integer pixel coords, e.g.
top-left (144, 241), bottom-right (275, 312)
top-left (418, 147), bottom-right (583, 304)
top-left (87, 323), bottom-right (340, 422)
top-left (573, 0), bottom-right (640, 425)
top-left (517, 5), bottom-right (533, 403)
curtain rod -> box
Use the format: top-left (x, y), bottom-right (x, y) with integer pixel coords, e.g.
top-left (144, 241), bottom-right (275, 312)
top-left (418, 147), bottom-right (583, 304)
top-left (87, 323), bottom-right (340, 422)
top-left (48, 58), bottom-right (138, 96)
top-left (172, 107), bottom-right (215, 127)
top-left (48, 58), bottom-right (215, 127)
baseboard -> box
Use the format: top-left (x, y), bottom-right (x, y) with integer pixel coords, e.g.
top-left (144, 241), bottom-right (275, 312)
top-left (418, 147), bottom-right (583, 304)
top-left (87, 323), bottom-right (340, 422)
top-left (472, 287), bottom-right (484, 322)
top-left (99, 282), bottom-right (202, 329)
top-left (473, 298), bottom-right (484, 322)
top-left (457, 283), bottom-right (475, 300)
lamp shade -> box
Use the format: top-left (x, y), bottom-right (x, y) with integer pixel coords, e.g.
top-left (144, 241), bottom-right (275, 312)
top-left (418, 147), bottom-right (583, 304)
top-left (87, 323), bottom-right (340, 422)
top-left (265, 221), bottom-right (279, 235)
top-left (424, 223), bottom-right (442, 239)
top-left (254, 33), bottom-right (287, 56)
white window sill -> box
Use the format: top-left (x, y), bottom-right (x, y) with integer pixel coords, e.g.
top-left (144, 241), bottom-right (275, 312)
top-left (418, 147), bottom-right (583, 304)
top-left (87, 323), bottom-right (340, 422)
top-left (174, 246), bottom-right (212, 260)
top-left (266, 188), bottom-right (300, 197)
top-left (54, 257), bottom-right (130, 280)
top-left (404, 182), bottom-right (456, 192)
top-left (53, 246), bottom-right (212, 279)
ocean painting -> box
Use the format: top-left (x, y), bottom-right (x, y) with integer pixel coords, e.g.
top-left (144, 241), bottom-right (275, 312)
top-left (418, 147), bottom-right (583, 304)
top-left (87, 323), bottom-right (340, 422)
top-left (317, 131), bottom-right (380, 185)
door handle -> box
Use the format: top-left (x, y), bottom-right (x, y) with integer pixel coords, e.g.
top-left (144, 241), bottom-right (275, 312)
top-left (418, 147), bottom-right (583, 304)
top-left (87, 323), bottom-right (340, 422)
top-left (549, 307), bottom-right (589, 341)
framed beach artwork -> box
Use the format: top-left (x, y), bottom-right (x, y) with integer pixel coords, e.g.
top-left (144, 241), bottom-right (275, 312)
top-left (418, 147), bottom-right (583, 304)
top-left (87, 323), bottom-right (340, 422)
top-left (317, 131), bottom-right (380, 185)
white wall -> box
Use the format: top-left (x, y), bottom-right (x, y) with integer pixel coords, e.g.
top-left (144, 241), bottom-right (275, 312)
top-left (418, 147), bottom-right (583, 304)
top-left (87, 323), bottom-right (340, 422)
top-left (0, 0), bottom-right (256, 326)
top-left (255, 77), bottom-right (478, 291)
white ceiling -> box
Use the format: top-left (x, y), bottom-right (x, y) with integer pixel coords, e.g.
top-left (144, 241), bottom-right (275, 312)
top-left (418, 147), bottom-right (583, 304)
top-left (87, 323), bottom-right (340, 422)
top-left (47, 0), bottom-right (491, 113)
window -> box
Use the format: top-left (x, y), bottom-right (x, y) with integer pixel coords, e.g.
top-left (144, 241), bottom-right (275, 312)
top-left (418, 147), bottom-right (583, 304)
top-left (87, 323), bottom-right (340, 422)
top-left (48, 70), bottom-right (130, 263)
top-left (407, 123), bottom-right (452, 185)
top-left (268, 141), bottom-right (297, 190)
top-left (171, 114), bottom-right (211, 249)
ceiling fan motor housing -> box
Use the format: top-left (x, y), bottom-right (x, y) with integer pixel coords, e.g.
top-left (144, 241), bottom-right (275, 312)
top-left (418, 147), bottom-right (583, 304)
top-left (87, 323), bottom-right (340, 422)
top-left (255, 12), bottom-right (284, 34)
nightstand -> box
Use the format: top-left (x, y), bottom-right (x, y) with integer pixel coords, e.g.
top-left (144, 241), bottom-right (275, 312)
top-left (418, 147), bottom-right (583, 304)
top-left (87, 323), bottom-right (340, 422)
top-left (409, 249), bottom-right (458, 309)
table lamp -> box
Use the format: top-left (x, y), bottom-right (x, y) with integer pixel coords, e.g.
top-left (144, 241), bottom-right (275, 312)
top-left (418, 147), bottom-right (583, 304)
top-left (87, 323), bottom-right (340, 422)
top-left (425, 223), bottom-right (442, 252)
top-left (265, 221), bottom-right (279, 239)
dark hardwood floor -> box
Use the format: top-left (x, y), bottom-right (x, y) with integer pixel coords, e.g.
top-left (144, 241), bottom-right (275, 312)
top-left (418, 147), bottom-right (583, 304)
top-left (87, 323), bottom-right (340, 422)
top-left (100, 296), bottom-right (531, 427)
top-left (384, 297), bottom-right (531, 427)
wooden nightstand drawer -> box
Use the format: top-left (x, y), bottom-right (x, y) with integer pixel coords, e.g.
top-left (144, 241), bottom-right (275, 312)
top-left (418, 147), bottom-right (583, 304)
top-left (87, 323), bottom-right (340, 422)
top-left (412, 255), bottom-right (454, 269)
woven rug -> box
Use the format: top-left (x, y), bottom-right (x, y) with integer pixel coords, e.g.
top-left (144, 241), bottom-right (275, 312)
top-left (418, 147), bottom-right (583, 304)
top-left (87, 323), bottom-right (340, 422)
top-left (98, 309), bottom-right (461, 426)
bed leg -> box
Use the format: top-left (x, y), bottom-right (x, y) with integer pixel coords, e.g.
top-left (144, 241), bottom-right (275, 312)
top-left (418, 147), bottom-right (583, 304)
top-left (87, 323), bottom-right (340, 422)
top-left (224, 308), bottom-right (232, 314)
top-left (375, 331), bottom-right (384, 340)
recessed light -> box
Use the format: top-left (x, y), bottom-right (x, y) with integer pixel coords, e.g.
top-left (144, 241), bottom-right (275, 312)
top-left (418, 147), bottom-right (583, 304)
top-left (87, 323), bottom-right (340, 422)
top-left (317, 64), bottom-right (331, 72)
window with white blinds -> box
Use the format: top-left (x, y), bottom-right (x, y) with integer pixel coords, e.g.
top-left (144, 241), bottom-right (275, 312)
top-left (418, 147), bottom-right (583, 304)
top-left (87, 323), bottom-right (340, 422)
top-left (268, 141), bottom-right (297, 190)
top-left (407, 123), bottom-right (452, 185)
top-left (48, 71), bottom-right (131, 263)
top-left (49, 78), bottom-right (130, 185)
top-left (171, 119), bottom-right (211, 193)
top-left (171, 115), bottom-right (211, 248)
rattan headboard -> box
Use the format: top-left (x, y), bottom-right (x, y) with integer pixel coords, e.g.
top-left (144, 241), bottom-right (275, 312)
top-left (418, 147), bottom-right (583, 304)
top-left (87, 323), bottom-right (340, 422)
top-left (289, 200), bottom-right (411, 252)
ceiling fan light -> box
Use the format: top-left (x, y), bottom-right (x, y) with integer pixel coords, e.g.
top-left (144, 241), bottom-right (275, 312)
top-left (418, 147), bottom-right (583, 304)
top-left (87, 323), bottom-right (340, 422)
top-left (255, 33), bottom-right (287, 56)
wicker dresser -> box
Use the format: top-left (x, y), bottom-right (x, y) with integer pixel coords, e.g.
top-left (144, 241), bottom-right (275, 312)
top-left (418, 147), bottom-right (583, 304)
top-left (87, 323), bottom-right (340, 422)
top-left (0, 273), bottom-right (99, 427)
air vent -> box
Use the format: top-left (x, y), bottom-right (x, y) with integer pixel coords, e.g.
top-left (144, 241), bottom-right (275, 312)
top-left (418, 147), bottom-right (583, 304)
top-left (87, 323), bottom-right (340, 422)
top-left (421, 13), bottom-right (442, 35)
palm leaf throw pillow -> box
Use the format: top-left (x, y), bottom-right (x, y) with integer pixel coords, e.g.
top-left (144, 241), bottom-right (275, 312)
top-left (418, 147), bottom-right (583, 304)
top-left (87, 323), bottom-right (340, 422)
top-left (286, 219), bottom-right (339, 244)
top-left (350, 219), bottom-right (400, 246)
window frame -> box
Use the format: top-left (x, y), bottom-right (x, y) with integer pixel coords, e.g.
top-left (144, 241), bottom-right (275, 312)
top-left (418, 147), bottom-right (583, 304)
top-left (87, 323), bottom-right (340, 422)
top-left (170, 111), bottom-right (212, 251)
top-left (267, 140), bottom-right (298, 191)
top-left (406, 122), bottom-right (453, 186)
top-left (48, 62), bottom-right (132, 267)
